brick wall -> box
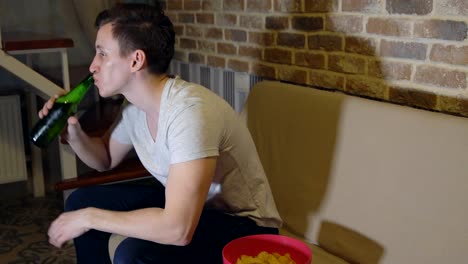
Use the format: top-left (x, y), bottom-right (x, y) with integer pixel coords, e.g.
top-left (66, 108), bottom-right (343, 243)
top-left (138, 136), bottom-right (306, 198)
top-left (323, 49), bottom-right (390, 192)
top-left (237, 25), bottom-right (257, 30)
top-left (164, 0), bottom-right (468, 116)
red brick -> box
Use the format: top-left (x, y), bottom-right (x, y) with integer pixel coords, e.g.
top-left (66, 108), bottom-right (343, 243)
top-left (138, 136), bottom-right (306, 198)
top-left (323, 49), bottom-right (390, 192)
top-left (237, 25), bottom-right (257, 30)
top-left (295, 52), bottom-right (325, 69)
top-left (205, 28), bottom-right (223, 39)
top-left (435, 0), bottom-right (467, 16)
top-left (249, 32), bottom-right (275, 46)
top-left (184, 0), bottom-right (201, 10)
top-left (414, 20), bottom-right (467, 41)
top-left (430, 44), bottom-right (468, 66)
top-left (346, 76), bottom-right (386, 100)
top-left (174, 50), bottom-right (187, 62)
top-left (415, 65), bottom-right (467, 89)
top-left (368, 60), bottom-right (412, 80)
top-left (207, 55), bottom-right (225, 68)
top-left (326, 15), bottom-right (363, 33)
top-left (309, 70), bottom-right (345, 90)
top-left (380, 40), bottom-right (427, 60)
top-left (217, 14), bottom-right (237, 26)
top-left (278, 33), bottom-right (306, 48)
top-left (386, 0), bottom-right (433, 15)
top-left (180, 38), bottom-right (197, 49)
top-left (266, 16), bottom-right (289, 30)
top-left (185, 25), bottom-right (203, 37)
top-left (179, 13), bottom-right (195, 23)
top-left (202, 0), bottom-right (222, 11)
top-left (217, 43), bottom-right (237, 55)
top-left (279, 66), bottom-right (308, 85)
top-left (439, 96), bottom-right (468, 117)
top-left (188, 52), bottom-right (205, 64)
top-left (345, 36), bottom-right (377, 55)
top-left (240, 16), bottom-right (264, 29)
top-left (264, 48), bottom-right (292, 64)
top-left (328, 55), bottom-right (366, 75)
top-left (225, 29), bottom-right (247, 42)
top-left (366, 18), bottom-right (412, 37)
top-left (342, 0), bottom-right (382, 13)
top-left (251, 63), bottom-right (276, 79)
top-left (388, 86), bottom-right (437, 110)
top-left (228, 59), bottom-right (249, 73)
top-left (247, 0), bottom-right (272, 12)
top-left (308, 34), bottom-right (343, 52)
top-left (196, 13), bottom-right (214, 24)
top-left (197, 40), bottom-right (216, 52)
top-left (167, 0), bottom-right (183, 10)
top-left (274, 0), bottom-right (302, 12)
top-left (239, 46), bottom-right (263, 59)
top-left (166, 12), bottom-right (178, 23)
top-left (173, 25), bottom-right (184, 36)
top-left (223, 0), bottom-right (244, 11)
top-left (305, 0), bottom-right (338, 12)
top-left (292, 16), bottom-right (323, 31)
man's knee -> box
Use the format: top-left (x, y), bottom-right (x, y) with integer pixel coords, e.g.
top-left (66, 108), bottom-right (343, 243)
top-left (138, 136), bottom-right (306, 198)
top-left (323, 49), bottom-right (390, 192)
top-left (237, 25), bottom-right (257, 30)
top-left (113, 239), bottom-right (143, 264)
top-left (113, 238), bottom-right (172, 264)
top-left (64, 188), bottom-right (91, 212)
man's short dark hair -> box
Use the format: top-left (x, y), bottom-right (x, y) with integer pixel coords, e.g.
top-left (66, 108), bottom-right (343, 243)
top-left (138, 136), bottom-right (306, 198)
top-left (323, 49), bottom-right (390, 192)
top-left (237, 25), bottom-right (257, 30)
top-left (95, 3), bottom-right (175, 75)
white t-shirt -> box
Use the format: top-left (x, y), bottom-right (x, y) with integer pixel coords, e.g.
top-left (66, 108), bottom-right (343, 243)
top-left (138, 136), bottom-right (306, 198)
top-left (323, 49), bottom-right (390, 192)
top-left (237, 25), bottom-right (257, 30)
top-left (111, 77), bottom-right (282, 228)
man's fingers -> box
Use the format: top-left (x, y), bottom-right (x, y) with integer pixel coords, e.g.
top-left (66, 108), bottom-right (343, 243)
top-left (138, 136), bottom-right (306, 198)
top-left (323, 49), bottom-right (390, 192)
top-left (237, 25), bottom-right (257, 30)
top-left (38, 94), bottom-right (61, 119)
top-left (48, 219), bottom-right (64, 248)
top-left (68, 116), bottom-right (79, 125)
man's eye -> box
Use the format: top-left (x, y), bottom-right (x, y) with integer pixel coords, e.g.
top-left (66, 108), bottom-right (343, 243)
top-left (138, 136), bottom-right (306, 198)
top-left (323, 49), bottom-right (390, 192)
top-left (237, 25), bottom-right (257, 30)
top-left (99, 52), bottom-right (106, 57)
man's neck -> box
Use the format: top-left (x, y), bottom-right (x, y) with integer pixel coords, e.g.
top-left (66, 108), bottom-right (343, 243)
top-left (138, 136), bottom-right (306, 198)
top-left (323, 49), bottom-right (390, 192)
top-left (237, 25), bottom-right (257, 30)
top-left (123, 72), bottom-right (169, 115)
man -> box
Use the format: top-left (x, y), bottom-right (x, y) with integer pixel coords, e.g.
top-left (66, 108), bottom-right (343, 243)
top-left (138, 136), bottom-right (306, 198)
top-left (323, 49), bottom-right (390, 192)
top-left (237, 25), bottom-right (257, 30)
top-left (43, 3), bottom-right (282, 263)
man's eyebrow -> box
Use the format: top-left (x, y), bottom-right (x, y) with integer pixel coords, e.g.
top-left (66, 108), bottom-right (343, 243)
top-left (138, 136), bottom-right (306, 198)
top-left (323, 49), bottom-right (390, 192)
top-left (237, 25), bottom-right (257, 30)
top-left (96, 45), bottom-right (106, 51)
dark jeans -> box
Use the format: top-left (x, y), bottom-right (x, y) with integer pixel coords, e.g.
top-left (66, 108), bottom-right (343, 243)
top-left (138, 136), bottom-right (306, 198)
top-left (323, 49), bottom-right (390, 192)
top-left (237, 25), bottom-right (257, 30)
top-left (64, 181), bottom-right (278, 264)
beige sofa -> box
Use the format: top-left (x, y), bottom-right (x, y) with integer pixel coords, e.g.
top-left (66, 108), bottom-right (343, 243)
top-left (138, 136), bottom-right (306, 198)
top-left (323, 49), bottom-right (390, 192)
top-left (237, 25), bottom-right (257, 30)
top-left (110, 80), bottom-right (468, 263)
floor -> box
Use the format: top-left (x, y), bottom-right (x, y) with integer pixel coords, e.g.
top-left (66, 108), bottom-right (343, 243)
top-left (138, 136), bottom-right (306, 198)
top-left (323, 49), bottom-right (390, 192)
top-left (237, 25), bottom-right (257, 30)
top-left (0, 192), bottom-right (76, 264)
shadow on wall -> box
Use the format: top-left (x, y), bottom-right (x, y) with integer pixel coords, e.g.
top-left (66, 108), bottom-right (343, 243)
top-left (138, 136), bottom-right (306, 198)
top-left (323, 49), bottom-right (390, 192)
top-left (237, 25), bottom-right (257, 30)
top-left (245, 80), bottom-right (385, 264)
top-left (254, 1), bottom-right (388, 263)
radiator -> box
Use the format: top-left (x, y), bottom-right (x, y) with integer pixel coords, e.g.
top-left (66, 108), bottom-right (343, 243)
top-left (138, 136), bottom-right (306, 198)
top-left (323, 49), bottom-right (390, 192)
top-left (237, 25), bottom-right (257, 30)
top-left (170, 60), bottom-right (264, 112)
top-left (0, 95), bottom-right (27, 184)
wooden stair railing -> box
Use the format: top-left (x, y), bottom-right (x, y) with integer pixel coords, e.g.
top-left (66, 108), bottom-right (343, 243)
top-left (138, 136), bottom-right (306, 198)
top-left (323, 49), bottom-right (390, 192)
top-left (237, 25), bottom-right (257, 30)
top-left (2, 31), bottom-right (74, 52)
top-left (54, 98), bottom-right (151, 191)
top-left (1, 30), bottom-right (74, 197)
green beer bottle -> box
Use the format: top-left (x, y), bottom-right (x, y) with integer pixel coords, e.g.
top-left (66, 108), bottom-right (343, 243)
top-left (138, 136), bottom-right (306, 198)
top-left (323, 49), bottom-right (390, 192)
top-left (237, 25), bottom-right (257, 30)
top-left (29, 74), bottom-right (94, 148)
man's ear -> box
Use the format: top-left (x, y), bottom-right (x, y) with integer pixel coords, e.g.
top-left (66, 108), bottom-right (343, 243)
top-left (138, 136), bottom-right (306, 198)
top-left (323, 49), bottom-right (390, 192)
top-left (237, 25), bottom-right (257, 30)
top-left (130, 50), bottom-right (146, 72)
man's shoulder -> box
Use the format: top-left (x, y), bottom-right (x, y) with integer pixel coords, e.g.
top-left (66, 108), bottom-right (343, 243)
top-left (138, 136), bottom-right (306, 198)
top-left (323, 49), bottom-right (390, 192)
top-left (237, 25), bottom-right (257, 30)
top-left (120, 102), bottom-right (141, 120)
top-left (169, 77), bottom-right (225, 104)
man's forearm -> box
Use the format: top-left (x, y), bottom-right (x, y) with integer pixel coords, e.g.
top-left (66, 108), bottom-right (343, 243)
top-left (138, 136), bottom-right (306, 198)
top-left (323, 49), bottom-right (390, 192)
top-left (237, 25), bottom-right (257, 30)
top-left (67, 130), bottom-right (111, 171)
top-left (85, 207), bottom-right (192, 246)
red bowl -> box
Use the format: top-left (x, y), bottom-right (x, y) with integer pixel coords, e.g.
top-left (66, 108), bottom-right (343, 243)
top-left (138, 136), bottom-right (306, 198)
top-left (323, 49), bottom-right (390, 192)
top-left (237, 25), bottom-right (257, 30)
top-left (222, 234), bottom-right (312, 264)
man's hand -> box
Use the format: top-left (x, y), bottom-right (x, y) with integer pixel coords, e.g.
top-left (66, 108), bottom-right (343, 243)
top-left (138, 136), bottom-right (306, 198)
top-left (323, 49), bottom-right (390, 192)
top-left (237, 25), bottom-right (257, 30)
top-left (38, 93), bottom-right (82, 143)
top-left (38, 94), bottom-right (62, 119)
top-left (48, 209), bottom-right (91, 248)
top-left (60, 116), bottom-right (83, 143)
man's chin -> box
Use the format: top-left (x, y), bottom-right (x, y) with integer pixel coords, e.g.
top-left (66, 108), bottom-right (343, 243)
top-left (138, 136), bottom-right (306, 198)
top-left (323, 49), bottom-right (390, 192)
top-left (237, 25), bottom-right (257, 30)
top-left (96, 86), bottom-right (119, 99)
top-left (97, 89), bottom-right (110, 98)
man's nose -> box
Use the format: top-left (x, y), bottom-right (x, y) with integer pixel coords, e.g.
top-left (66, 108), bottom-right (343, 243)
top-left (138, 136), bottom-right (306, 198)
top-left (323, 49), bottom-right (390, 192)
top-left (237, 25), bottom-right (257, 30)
top-left (89, 57), bottom-right (98, 73)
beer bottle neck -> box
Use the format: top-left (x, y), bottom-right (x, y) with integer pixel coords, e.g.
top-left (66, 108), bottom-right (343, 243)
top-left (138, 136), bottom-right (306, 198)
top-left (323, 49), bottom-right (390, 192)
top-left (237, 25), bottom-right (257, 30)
top-left (56, 74), bottom-right (94, 104)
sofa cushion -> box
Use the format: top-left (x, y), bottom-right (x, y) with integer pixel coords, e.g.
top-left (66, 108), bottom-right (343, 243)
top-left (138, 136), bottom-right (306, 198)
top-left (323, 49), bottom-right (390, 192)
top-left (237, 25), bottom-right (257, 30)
top-left (243, 81), bottom-right (468, 264)
top-left (279, 229), bottom-right (350, 264)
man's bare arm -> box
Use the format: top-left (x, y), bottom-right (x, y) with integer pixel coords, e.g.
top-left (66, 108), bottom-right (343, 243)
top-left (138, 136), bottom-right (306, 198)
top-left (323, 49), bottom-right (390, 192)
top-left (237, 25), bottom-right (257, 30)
top-left (48, 157), bottom-right (217, 247)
